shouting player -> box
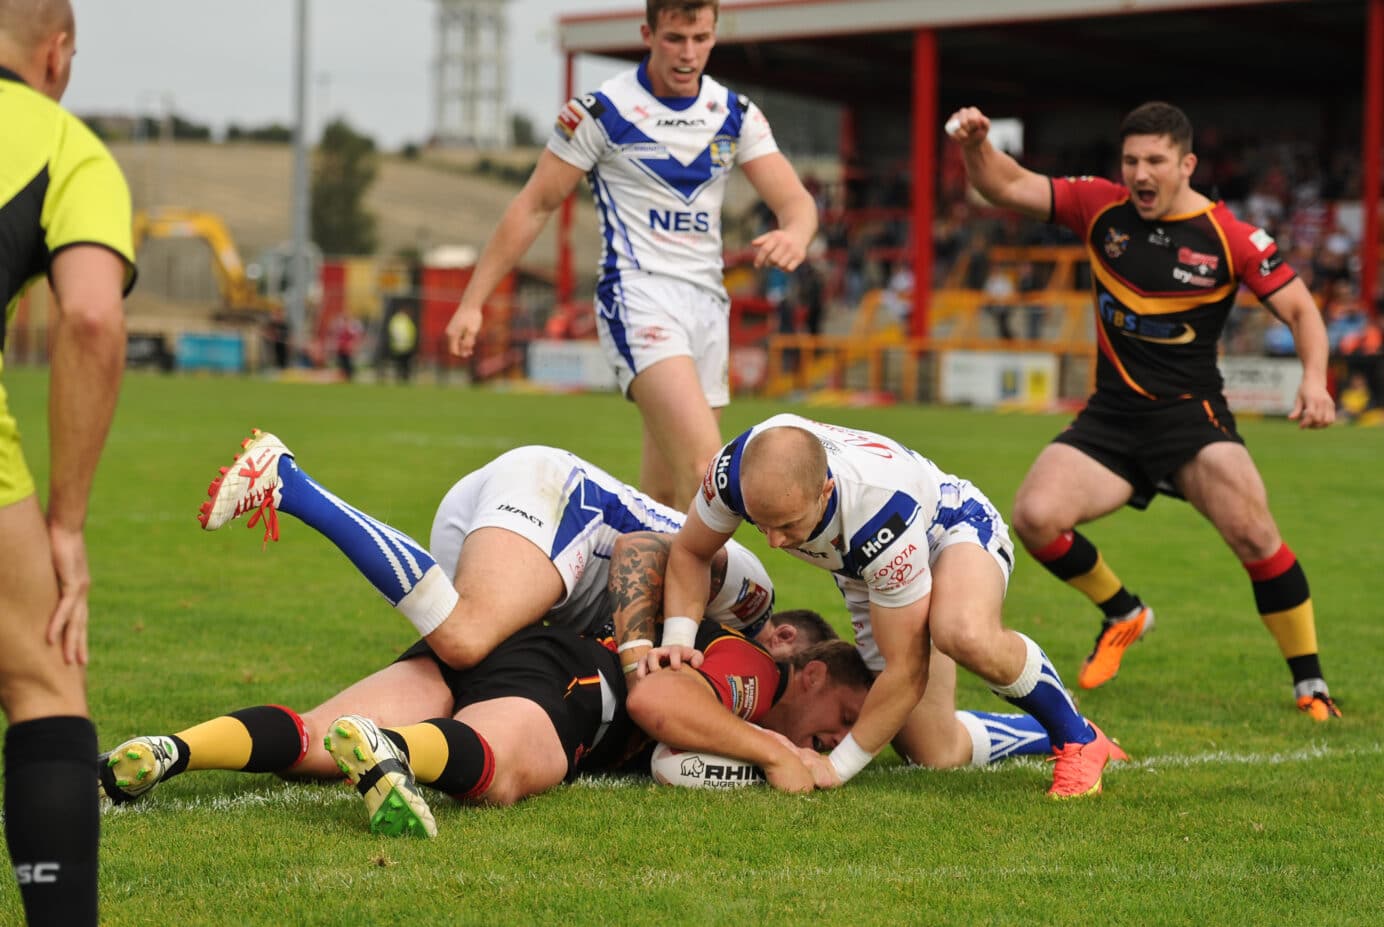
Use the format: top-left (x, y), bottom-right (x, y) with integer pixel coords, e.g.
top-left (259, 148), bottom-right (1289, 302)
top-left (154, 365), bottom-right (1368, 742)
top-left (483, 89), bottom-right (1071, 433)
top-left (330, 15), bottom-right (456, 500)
top-left (947, 102), bottom-right (1339, 720)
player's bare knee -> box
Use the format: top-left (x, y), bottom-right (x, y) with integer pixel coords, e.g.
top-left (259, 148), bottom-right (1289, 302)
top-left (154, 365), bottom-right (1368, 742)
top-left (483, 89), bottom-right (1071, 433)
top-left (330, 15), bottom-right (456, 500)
top-left (474, 773), bottom-right (524, 807)
top-left (902, 743), bottom-right (969, 770)
top-left (0, 663), bottom-right (80, 719)
top-left (931, 620), bottom-right (996, 673)
top-left (1009, 492), bottom-right (1062, 545)
top-left (425, 629), bottom-right (492, 671)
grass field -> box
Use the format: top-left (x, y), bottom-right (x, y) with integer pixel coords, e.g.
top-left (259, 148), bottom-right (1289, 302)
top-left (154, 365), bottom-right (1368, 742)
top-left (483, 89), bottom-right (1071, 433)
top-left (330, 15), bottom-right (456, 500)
top-left (1, 368), bottom-right (1381, 926)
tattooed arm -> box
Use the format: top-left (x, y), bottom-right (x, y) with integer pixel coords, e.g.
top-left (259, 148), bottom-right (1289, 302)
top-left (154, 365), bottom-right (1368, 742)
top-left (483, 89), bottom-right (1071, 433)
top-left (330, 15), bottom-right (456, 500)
top-left (607, 531), bottom-right (728, 681)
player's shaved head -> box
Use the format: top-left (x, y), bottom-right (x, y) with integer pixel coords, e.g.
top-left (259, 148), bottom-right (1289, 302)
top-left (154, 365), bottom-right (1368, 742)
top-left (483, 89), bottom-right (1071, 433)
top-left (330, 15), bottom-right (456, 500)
top-left (0, 0), bottom-right (73, 51)
top-left (742, 426), bottom-right (827, 503)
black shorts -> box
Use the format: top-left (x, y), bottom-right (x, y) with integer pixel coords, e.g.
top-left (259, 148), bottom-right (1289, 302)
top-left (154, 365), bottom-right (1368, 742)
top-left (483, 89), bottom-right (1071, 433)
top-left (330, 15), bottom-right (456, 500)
top-left (1052, 393), bottom-right (1244, 510)
top-left (395, 626), bottom-right (633, 781)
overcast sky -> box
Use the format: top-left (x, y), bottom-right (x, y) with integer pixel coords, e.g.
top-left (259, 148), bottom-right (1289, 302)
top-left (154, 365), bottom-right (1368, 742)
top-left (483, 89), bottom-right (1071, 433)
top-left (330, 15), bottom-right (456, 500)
top-left (64, 0), bottom-right (636, 147)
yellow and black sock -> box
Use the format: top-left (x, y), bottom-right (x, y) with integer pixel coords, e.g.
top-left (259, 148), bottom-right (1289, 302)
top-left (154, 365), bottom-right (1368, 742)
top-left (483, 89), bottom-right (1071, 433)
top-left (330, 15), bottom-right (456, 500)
top-left (1028, 529), bottom-right (1141, 619)
top-left (173, 705), bottom-right (308, 776)
top-left (1245, 543), bottom-right (1324, 685)
top-left (383, 719), bottom-right (495, 800)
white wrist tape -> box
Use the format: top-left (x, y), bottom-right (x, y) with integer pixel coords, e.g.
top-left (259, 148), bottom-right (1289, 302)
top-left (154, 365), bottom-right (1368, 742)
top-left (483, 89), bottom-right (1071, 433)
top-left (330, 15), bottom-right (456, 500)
top-left (828, 733), bottom-right (875, 783)
top-left (659, 616), bottom-right (699, 650)
top-left (616, 638), bottom-right (653, 654)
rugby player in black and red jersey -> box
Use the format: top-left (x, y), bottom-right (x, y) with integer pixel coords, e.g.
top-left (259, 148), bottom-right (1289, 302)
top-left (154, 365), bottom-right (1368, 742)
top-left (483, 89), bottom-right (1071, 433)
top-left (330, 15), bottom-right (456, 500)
top-left (948, 102), bottom-right (1339, 721)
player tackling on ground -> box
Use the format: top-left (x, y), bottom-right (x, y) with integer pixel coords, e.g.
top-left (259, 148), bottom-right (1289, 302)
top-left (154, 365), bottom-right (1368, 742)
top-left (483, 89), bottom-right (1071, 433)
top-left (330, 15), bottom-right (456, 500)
top-left (947, 102), bottom-right (1339, 720)
top-left (652, 415), bottom-right (1126, 798)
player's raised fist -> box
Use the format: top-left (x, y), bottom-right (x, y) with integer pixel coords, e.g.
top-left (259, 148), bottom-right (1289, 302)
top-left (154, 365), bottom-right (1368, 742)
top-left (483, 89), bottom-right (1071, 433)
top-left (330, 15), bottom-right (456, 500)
top-left (945, 107), bottom-right (990, 147)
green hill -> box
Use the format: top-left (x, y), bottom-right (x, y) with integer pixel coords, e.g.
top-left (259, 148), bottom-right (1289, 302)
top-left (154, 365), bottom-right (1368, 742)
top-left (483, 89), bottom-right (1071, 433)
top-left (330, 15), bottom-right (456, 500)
top-left (108, 141), bottom-right (603, 272)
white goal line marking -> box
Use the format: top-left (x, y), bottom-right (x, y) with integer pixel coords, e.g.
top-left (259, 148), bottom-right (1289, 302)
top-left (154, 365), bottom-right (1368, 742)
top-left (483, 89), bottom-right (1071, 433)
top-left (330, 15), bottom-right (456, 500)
top-left (86, 741), bottom-right (1380, 815)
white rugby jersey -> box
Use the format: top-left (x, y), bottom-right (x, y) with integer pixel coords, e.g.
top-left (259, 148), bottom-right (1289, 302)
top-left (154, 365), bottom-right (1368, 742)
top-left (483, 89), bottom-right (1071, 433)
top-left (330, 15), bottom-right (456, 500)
top-left (695, 415), bottom-right (1013, 669)
top-left (547, 61), bottom-right (779, 296)
top-left (437, 446), bottom-right (775, 638)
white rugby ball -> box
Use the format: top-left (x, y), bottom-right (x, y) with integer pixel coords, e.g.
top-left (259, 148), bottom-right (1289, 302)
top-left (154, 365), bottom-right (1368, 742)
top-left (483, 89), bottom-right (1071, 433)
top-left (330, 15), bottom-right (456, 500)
top-left (650, 742), bottom-right (765, 789)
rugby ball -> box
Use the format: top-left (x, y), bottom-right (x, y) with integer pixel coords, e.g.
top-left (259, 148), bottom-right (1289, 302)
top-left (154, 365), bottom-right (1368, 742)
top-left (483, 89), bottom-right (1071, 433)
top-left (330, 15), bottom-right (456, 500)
top-left (649, 741), bottom-right (766, 789)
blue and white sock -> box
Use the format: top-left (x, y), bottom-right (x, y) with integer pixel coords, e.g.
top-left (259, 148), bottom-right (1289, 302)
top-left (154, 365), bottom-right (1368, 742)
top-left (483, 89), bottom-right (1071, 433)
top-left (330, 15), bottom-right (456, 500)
top-left (990, 632), bottom-right (1093, 748)
top-left (954, 711), bottom-right (1051, 766)
top-left (276, 457), bottom-right (458, 635)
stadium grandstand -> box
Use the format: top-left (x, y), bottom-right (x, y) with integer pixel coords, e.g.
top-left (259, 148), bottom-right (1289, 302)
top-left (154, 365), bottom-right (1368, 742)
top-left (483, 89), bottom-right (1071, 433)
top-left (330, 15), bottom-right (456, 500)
top-left (550, 0), bottom-right (1382, 409)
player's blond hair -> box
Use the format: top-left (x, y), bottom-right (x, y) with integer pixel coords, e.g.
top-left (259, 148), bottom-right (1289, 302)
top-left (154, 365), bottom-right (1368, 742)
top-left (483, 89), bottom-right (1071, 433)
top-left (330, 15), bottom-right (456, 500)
top-left (646, 0), bottom-right (718, 29)
top-left (0, 0), bottom-right (72, 51)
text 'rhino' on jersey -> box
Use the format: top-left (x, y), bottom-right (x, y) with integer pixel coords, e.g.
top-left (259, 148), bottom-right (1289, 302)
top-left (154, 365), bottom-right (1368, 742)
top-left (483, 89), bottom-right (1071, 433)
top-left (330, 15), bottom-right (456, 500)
top-left (547, 62), bottom-right (779, 296)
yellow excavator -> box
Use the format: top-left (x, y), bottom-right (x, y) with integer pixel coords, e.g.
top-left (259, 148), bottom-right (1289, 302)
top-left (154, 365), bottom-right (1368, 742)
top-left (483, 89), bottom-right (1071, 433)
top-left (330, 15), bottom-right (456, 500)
top-left (131, 207), bottom-right (280, 317)
top-left (125, 207), bottom-right (289, 371)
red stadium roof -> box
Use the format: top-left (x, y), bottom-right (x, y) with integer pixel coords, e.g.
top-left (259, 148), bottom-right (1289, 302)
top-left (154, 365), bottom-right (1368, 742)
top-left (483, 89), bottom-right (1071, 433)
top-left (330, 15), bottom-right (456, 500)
top-left (559, 0), bottom-right (1366, 104)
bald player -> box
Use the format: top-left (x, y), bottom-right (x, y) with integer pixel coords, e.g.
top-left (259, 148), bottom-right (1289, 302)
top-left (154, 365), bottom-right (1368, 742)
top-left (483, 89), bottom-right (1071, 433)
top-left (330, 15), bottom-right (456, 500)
top-left (651, 414), bottom-right (1126, 799)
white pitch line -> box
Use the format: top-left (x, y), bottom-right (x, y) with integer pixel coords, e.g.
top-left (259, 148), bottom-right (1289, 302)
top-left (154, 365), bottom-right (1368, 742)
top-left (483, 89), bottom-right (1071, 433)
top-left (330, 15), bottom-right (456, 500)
top-left (77, 741), bottom-right (1381, 818)
top-left (885, 741), bottom-right (1383, 776)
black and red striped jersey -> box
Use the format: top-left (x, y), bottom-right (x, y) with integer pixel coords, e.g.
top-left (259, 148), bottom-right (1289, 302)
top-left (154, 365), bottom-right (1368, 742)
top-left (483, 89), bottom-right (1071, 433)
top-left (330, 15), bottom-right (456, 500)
top-left (1050, 175), bottom-right (1296, 405)
top-left (692, 620), bottom-right (790, 724)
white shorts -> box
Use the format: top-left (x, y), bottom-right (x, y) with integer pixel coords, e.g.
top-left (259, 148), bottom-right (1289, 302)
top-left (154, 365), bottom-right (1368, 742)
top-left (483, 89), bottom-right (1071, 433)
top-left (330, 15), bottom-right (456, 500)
top-left (428, 445), bottom-right (775, 635)
top-left (843, 480), bottom-right (1015, 674)
top-left (927, 479), bottom-right (1015, 589)
top-left (594, 272), bottom-right (730, 407)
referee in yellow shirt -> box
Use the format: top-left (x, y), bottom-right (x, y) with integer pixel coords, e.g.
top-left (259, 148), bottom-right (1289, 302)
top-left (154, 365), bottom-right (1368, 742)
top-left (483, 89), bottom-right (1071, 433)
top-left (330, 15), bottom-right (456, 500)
top-left (0, 2), bottom-right (135, 923)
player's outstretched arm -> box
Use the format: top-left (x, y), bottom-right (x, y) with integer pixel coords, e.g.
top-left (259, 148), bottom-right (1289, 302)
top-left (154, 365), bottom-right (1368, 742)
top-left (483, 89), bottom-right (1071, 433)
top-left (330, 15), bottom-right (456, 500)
top-left (821, 599), bottom-right (931, 787)
top-left (47, 244), bottom-right (127, 665)
top-left (627, 666), bottom-right (814, 793)
top-left (1264, 277), bottom-right (1336, 429)
top-left (445, 151), bottom-right (585, 358)
top-left (945, 106), bottom-right (1052, 221)
top-left (742, 152), bottom-right (819, 271)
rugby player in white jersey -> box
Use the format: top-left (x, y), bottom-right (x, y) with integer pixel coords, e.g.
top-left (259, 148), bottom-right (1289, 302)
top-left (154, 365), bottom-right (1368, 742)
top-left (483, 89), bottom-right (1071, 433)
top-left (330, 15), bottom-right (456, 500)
top-left (443, 0), bottom-right (817, 511)
top-left (193, 430), bottom-right (778, 670)
top-left (652, 415), bottom-right (1129, 798)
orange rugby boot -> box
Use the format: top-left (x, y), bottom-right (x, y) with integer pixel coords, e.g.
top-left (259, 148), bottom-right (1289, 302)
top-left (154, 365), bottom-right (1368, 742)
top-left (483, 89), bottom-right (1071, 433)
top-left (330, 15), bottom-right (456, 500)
top-left (1077, 606), bottom-right (1155, 689)
top-left (1296, 691), bottom-right (1342, 722)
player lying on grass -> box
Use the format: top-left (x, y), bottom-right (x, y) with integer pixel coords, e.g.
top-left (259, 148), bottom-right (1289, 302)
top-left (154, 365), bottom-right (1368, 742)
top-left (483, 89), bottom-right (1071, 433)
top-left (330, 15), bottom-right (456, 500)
top-left (193, 428), bottom-right (1055, 768)
top-left (100, 433), bottom-right (1055, 832)
top-left (101, 608), bottom-right (862, 837)
top-left (198, 432), bottom-right (780, 662)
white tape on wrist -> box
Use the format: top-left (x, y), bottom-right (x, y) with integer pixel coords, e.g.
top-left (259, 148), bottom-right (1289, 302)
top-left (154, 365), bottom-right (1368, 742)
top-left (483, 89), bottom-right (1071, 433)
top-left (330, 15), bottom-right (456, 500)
top-left (659, 616), bottom-right (699, 650)
top-left (828, 733), bottom-right (875, 783)
top-left (616, 638), bottom-right (653, 654)
top-left (944, 116), bottom-right (961, 137)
